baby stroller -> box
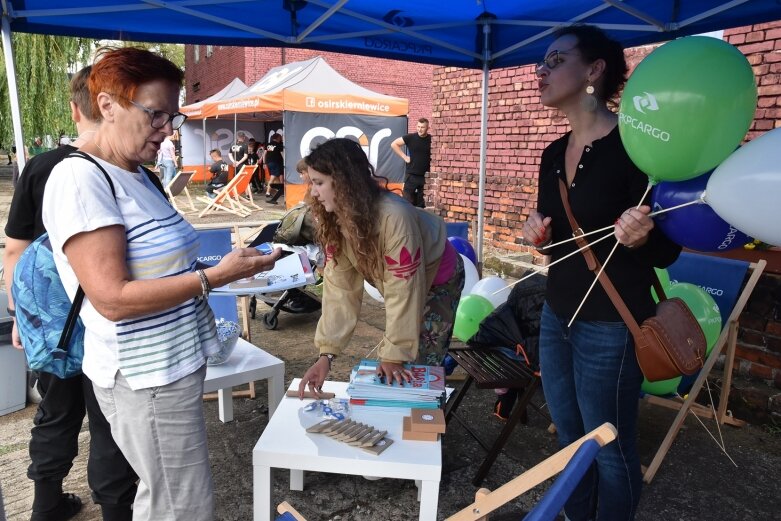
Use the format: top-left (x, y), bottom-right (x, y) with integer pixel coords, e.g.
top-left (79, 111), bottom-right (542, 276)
top-left (247, 207), bottom-right (322, 330)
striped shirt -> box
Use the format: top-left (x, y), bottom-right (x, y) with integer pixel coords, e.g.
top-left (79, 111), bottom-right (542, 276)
top-left (43, 154), bottom-right (219, 390)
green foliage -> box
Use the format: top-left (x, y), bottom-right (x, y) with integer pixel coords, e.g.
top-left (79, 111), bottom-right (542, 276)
top-left (0, 35), bottom-right (184, 149)
top-left (0, 34), bottom-right (91, 148)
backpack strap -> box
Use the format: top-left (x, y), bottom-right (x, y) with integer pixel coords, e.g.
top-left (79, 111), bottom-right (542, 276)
top-left (140, 165), bottom-right (168, 198)
top-left (57, 151), bottom-right (122, 353)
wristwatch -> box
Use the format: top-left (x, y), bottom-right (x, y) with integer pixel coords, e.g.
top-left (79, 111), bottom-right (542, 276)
top-left (319, 353), bottom-right (336, 368)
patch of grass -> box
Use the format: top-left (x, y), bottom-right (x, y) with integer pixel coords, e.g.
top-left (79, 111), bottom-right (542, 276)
top-left (0, 442), bottom-right (27, 456)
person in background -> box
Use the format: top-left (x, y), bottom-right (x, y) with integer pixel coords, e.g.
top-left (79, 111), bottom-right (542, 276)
top-left (59, 131), bottom-right (72, 147)
top-left (4, 66), bottom-right (138, 521)
top-left (206, 148), bottom-right (229, 198)
top-left (156, 134), bottom-right (177, 187)
top-left (521, 25), bottom-right (681, 521)
top-left (41, 47), bottom-right (281, 521)
top-left (28, 136), bottom-right (46, 158)
top-left (229, 131), bottom-right (249, 173)
top-left (297, 138), bottom-right (464, 397)
top-left (263, 132), bottom-right (284, 204)
top-left (246, 139), bottom-right (263, 193)
top-left (390, 117), bottom-right (431, 208)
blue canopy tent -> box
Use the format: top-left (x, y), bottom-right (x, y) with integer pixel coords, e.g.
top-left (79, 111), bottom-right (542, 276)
top-left (3, 0), bottom-right (780, 258)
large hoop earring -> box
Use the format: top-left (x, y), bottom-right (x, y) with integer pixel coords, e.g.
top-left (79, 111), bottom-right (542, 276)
top-left (582, 84), bottom-right (597, 112)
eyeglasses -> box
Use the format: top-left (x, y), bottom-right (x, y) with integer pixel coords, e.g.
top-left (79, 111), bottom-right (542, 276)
top-left (128, 100), bottom-right (188, 130)
top-left (535, 49), bottom-right (576, 74)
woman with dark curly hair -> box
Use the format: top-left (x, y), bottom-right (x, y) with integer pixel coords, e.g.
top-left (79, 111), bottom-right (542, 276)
top-left (522, 25), bottom-right (680, 520)
top-left (297, 137), bottom-right (464, 396)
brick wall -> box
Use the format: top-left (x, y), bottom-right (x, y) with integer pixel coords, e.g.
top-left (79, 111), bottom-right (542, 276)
top-left (184, 45), bottom-right (246, 104)
top-left (184, 46), bottom-right (433, 132)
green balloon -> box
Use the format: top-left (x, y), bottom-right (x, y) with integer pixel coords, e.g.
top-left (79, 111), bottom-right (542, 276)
top-left (641, 376), bottom-right (682, 396)
top-left (453, 295), bottom-right (494, 342)
top-left (651, 267), bottom-right (671, 303)
top-left (665, 282), bottom-right (722, 356)
top-left (619, 36), bottom-right (757, 182)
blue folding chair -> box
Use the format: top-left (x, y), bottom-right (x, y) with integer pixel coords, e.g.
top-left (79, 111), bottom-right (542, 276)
top-left (195, 228), bottom-right (256, 400)
top-left (196, 227), bottom-right (233, 267)
top-left (444, 423), bottom-right (617, 521)
top-left (523, 440), bottom-right (603, 521)
top-left (643, 252), bottom-right (766, 483)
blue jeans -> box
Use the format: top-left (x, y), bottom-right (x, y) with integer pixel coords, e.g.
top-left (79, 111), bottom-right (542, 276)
top-left (159, 159), bottom-right (176, 188)
top-left (539, 302), bottom-right (643, 521)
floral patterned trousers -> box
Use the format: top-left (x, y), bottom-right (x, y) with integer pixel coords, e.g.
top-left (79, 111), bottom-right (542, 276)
top-left (417, 254), bottom-right (465, 366)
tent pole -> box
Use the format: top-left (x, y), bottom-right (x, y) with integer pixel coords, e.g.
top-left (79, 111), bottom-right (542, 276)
top-left (1, 11), bottom-right (27, 173)
top-left (202, 118), bottom-right (207, 185)
top-left (476, 22), bottom-right (491, 266)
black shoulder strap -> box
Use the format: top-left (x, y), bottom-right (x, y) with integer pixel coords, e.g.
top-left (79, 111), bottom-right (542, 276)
top-left (57, 151), bottom-right (120, 352)
top-left (67, 151), bottom-right (117, 199)
top-left (140, 165), bottom-right (168, 199)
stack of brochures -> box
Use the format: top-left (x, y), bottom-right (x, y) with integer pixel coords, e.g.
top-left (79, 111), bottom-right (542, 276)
top-left (347, 359), bottom-right (446, 409)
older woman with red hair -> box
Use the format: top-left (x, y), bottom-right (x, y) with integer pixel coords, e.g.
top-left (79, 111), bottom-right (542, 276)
top-left (41, 47), bottom-right (281, 520)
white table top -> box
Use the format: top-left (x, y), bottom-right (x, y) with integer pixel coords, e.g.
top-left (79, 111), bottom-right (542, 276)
top-left (253, 379), bottom-right (442, 481)
top-left (203, 338), bottom-right (284, 393)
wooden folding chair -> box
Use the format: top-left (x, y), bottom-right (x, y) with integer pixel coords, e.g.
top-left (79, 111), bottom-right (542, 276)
top-left (231, 164), bottom-right (262, 210)
top-left (275, 502), bottom-right (306, 521)
top-left (197, 168), bottom-right (254, 218)
top-left (642, 253), bottom-right (766, 483)
top-left (196, 228), bottom-right (256, 402)
top-left (446, 347), bottom-right (550, 486)
top-left (270, 424), bottom-right (614, 521)
top-left (444, 423), bottom-right (617, 521)
top-left (165, 170), bottom-right (197, 214)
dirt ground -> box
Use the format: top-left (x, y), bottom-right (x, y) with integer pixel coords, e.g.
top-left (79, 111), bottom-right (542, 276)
top-left (2, 167), bottom-right (781, 520)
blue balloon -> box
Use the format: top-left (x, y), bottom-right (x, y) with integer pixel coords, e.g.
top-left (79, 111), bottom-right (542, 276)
top-left (652, 171), bottom-right (751, 252)
top-left (448, 236), bottom-right (477, 265)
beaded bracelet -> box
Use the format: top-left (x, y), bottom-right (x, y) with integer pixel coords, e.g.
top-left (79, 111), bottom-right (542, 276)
top-left (196, 269), bottom-right (211, 300)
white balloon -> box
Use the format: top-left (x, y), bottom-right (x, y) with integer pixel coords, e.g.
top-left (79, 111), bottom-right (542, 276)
top-left (460, 254), bottom-right (479, 295)
top-left (470, 276), bottom-right (511, 308)
top-left (363, 280), bottom-right (384, 303)
top-left (706, 127), bottom-right (781, 246)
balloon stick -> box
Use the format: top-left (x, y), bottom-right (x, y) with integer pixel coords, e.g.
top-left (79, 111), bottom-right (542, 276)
top-left (567, 240), bottom-right (620, 328)
top-left (522, 196), bottom-right (703, 253)
top-left (500, 230), bottom-right (616, 294)
top-left (566, 183), bottom-right (652, 326)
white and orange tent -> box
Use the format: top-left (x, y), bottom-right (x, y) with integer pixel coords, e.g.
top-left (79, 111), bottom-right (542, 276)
top-left (180, 57), bottom-right (409, 207)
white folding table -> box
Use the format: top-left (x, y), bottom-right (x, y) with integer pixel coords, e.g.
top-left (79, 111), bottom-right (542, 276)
top-left (204, 338), bottom-right (285, 422)
top-left (253, 379), bottom-right (442, 521)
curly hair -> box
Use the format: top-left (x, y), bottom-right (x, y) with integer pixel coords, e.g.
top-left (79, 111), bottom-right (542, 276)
top-left (304, 138), bottom-right (389, 281)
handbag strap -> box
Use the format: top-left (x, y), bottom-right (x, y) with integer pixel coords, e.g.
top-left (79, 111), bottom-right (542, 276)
top-left (56, 151), bottom-right (119, 351)
top-left (556, 179), bottom-right (665, 336)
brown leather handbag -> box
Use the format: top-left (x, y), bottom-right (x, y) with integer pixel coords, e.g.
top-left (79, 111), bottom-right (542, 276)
top-left (557, 180), bottom-right (706, 382)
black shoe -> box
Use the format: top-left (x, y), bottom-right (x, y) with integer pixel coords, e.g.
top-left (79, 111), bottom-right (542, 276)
top-left (31, 493), bottom-right (82, 521)
top-left (268, 200), bottom-right (278, 205)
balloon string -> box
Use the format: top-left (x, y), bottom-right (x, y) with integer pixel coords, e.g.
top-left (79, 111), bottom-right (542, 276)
top-left (566, 183), bottom-right (652, 326)
top-left (681, 379), bottom-right (738, 468)
top-left (500, 230), bottom-right (617, 293)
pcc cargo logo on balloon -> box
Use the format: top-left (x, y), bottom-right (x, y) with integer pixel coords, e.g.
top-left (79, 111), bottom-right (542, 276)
top-left (632, 92), bottom-right (659, 114)
top-left (620, 91), bottom-right (670, 143)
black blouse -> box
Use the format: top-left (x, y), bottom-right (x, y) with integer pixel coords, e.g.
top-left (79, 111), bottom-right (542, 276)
top-left (537, 125), bottom-right (681, 323)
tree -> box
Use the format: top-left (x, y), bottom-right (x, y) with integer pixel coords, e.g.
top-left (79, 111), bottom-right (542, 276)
top-left (0, 34), bottom-right (92, 149)
top-left (0, 35), bottom-right (184, 149)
